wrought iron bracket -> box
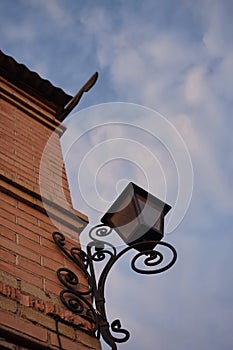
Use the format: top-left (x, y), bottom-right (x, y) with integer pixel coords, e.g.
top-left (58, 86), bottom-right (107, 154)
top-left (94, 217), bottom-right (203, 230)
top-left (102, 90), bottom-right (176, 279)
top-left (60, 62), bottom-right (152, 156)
top-left (52, 225), bottom-right (177, 350)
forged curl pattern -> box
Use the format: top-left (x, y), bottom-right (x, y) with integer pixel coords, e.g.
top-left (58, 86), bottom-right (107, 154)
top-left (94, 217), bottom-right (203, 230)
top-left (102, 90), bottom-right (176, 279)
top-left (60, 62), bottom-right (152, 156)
top-left (52, 225), bottom-right (177, 349)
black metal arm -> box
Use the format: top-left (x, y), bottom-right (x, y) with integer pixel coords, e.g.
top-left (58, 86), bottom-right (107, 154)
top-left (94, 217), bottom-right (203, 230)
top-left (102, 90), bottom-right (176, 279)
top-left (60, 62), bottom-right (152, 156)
top-left (52, 225), bottom-right (177, 349)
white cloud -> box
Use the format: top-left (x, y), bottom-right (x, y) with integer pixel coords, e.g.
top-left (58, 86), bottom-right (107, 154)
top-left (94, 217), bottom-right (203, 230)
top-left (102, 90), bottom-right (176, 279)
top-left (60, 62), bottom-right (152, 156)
top-left (68, 5), bottom-right (233, 233)
top-left (173, 113), bottom-right (233, 214)
top-left (210, 50), bottom-right (233, 102)
top-left (22, 0), bottom-right (72, 26)
top-left (77, 2), bottom-right (233, 221)
top-left (184, 65), bottom-right (208, 105)
top-left (110, 49), bottom-right (146, 86)
top-left (202, 1), bottom-right (233, 57)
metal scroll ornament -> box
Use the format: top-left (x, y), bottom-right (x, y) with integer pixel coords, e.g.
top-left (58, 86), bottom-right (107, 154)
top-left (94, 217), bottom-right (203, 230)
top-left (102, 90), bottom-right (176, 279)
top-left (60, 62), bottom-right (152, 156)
top-left (52, 225), bottom-right (177, 350)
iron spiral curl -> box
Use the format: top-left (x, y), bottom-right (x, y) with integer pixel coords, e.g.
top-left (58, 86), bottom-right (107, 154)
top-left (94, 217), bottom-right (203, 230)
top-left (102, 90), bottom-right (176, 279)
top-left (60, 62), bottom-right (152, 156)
top-left (57, 268), bottom-right (92, 295)
top-left (59, 289), bottom-right (98, 332)
top-left (110, 320), bottom-right (130, 343)
top-left (131, 241), bottom-right (177, 274)
top-left (88, 224), bottom-right (117, 262)
top-left (52, 228), bottom-right (177, 350)
top-left (60, 289), bottom-right (85, 314)
top-left (89, 224), bottom-right (113, 239)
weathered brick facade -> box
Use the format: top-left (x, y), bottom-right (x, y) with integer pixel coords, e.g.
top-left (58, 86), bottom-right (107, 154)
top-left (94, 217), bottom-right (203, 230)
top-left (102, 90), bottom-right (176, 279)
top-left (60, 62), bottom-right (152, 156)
top-left (0, 51), bottom-right (101, 350)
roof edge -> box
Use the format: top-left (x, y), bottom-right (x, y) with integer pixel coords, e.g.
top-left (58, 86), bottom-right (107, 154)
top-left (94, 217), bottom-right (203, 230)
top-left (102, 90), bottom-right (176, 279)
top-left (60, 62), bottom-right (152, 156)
top-left (0, 50), bottom-right (72, 113)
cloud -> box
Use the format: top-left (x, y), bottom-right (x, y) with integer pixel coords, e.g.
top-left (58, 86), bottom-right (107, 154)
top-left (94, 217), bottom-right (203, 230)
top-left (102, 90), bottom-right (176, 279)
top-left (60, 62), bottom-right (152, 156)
top-left (62, 101), bottom-right (194, 237)
top-left (173, 112), bottom-right (232, 213)
top-left (76, 1), bottom-right (233, 219)
top-left (184, 65), bottom-right (208, 105)
top-left (68, 5), bottom-right (233, 349)
top-left (202, 0), bottom-right (233, 57)
top-left (22, 0), bottom-right (72, 26)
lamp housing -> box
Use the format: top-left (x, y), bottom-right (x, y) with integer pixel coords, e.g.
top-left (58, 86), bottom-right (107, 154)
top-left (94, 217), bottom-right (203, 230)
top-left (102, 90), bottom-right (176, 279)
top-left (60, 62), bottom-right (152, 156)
top-left (101, 182), bottom-right (171, 252)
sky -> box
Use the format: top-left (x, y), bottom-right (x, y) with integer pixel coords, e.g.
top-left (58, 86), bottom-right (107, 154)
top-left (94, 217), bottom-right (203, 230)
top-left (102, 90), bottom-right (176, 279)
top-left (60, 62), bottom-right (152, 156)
top-left (1, 1), bottom-right (233, 349)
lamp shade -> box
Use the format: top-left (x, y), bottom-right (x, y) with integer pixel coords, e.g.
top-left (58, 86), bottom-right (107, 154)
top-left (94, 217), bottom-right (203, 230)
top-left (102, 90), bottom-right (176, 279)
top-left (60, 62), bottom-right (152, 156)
top-left (101, 182), bottom-right (171, 252)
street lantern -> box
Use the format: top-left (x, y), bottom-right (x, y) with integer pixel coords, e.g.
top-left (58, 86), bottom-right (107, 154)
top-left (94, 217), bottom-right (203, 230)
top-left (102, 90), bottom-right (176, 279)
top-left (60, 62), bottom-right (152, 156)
top-left (101, 182), bottom-right (171, 252)
top-left (52, 182), bottom-right (176, 350)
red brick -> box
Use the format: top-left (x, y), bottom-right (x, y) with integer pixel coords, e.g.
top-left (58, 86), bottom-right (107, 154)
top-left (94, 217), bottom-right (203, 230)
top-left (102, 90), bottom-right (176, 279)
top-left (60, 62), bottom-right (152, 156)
top-left (14, 139), bottom-right (34, 155)
top-left (13, 134), bottom-right (47, 154)
top-left (0, 191), bottom-right (17, 207)
top-left (2, 162), bottom-right (38, 186)
top-left (41, 236), bottom-right (57, 250)
top-left (38, 230), bottom-right (57, 243)
top-left (0, 100), bottom-right (16, 116)
top-left (14, 116), bottom-right (50, 135)
top-left (0, 194), bottom-right (16, 207)
top-left (26, 224), bottom-right (53, 240)
top-left (51, 268), bottom-right (88, 296)
top-left (0, 310), bottom-right (48, 342)
top-left (35, 167), bottom-right (68, 183)
top-left (0, 247), bottom-right (16, 264)
top-left (17, 226), bottom-right (40, 243)
top-left (44, 280), bottom-right (62, 295)
top-left (13, 156), bottom-right (35, 172)
top-left (17, 216), bottom-right (39, 232)
top-left (16, 171), bottom-right (38, 187)
top-left (0, 224), bottom-right (16, 241)
top-left (0, 151), bottom-right (15, 166)
top-left (0, 140), bottom-right (15, 156)
top-left (16, 207), bottom-right (38, 226)
top-left (0, 235), bottom-right (40, 263)
top-left (17, 235), bottom-right (40, 252)
top-left (0, 260), bottom-right (43, 288)
top-left (1, 147), bottom-right (35, 171)
top-left (0, 217), bottom-right (18, 235)
top-left (13, 129), bottom-right (33, 143)
top-left (0, 70), bottom-right (95, 349)
top-left (0, 124), bottom-right (15, 138)
top-left (18, 256), bottom-right (57, 283)
top-left (44, 259), bottom-right (88, 292)
top-left (0, 218), bottom-right (40, 243)
top-left (17, 201), bottom-right (47, 222)
top-left (42, 256), bottom-right (63, 271)
top-left (15, 147), bottom-right (34, 163)
top-left (0, 207), bottom-right (15, 223)
top-left (18, 235), bottom-right (63, 263)
top-left (19, 294), bottom-right (31, 306)
top-left (50, 332), bottom-right (93, 350)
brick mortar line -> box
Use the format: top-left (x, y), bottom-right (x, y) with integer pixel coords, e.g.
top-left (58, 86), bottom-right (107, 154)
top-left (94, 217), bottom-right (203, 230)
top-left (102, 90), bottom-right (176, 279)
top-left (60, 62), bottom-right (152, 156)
top-left (0, 325), bottom-right (49, 350)
top-left (0, 173), bottom-right (89, 227)
top-left (0, 281), bottom-right (91, 331)
top-left (0, 75), bottom-right (58, 113)
top-left (0, 79), bottom-right (65, 134)
top-left (0, 91), bottom-right (64, 136)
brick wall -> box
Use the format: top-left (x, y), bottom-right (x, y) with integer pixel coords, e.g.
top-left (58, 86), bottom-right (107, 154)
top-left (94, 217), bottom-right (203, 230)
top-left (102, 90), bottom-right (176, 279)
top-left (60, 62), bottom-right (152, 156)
top-left (0, 68), bottom-right (101, 350)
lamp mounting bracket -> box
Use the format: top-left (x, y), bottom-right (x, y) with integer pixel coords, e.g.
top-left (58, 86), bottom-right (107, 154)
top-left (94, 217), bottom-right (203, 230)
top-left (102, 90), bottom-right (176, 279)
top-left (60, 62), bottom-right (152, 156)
top-left (52, 224), bottom-right (177, 349)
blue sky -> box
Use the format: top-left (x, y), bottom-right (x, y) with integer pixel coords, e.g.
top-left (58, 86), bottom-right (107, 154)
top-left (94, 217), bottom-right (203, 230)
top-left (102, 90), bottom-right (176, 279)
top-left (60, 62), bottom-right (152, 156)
top-left (1, 1), bottom-right (233, 349)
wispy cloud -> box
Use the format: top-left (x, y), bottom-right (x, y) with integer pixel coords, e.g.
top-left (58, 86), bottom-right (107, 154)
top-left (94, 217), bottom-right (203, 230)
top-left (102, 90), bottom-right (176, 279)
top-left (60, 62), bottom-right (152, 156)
top-left (22, 0), bottom-right (72, 26)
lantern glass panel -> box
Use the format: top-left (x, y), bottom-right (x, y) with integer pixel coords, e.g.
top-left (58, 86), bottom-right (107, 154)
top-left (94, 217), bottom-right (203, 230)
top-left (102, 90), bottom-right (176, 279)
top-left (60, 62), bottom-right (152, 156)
top-left (137, 194), bottom-right (163, 231)
top-left (101, 182), bottom-right (171, 252)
